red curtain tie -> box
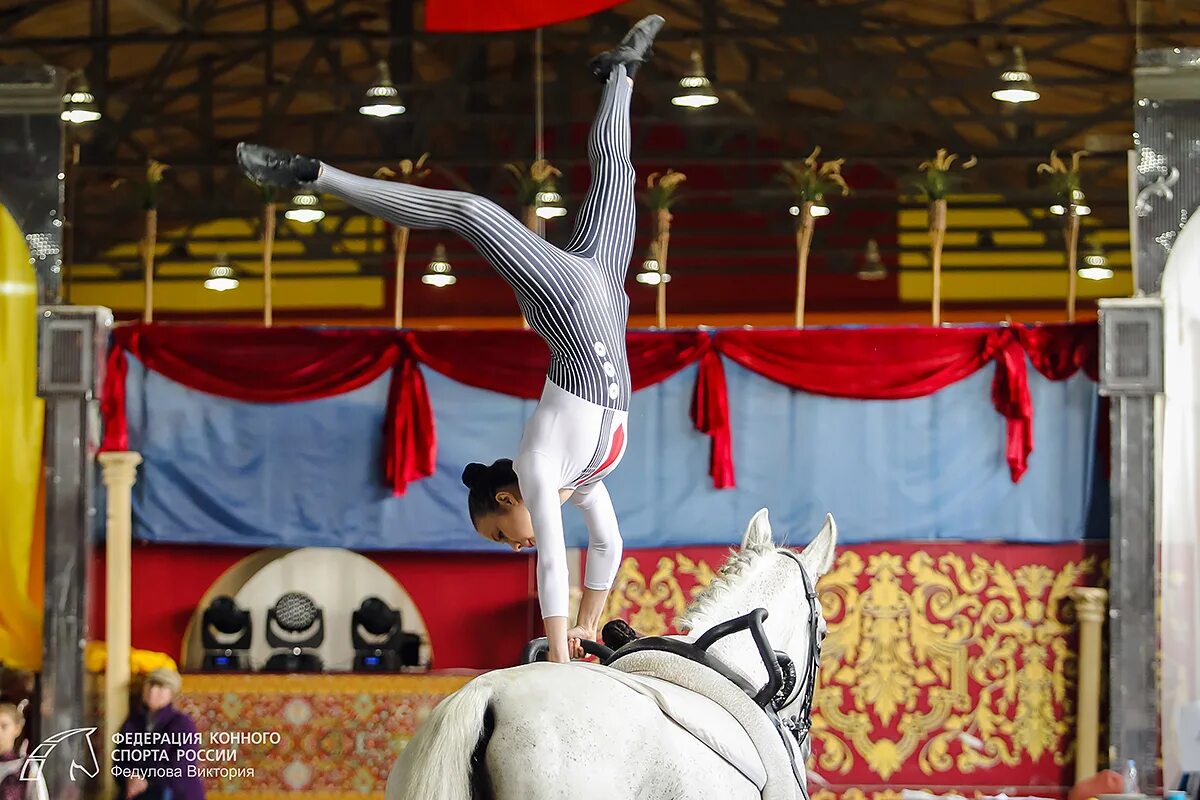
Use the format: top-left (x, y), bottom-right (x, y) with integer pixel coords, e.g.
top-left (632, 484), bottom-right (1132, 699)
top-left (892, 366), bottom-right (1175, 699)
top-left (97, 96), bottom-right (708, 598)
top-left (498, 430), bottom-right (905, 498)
top-left (692, 342), bottom-right (735, 489)
top-left (388, 337), bottom-right (437, 496)
top-left (983, 328), bottom-right (1033, 482)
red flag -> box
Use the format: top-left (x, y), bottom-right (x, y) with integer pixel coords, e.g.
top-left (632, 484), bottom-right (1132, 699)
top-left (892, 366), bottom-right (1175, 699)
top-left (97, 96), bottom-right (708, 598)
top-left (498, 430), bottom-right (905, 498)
top-left (426, 0), bottom-right (629, 32)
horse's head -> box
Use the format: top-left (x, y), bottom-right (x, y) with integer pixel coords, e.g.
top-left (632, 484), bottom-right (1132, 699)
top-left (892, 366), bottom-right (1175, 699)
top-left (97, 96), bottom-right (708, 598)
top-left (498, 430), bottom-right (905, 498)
top-left (678, 509), bottom-right (837, 723)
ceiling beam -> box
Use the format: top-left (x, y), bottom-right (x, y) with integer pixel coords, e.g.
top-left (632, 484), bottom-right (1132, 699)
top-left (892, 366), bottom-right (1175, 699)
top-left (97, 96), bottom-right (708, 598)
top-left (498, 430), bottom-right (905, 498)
top-left (118, 0), bottom-right (186, 33)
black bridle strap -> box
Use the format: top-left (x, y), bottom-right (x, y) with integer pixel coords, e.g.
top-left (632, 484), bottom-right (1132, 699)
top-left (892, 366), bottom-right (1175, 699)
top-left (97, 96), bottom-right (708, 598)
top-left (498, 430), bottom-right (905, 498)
top-left (776, 549), bottom-right (821, 741)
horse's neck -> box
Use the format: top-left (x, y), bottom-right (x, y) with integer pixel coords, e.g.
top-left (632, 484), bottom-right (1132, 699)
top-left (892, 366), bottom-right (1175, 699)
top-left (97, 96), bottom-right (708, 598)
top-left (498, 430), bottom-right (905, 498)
top-left (691, 564), bottom-right (796, 685)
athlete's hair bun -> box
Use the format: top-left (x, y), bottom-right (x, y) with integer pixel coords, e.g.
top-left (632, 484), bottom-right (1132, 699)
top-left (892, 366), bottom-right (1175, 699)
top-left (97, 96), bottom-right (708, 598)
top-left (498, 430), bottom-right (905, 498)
top-left (461, 462), bottom-right (489, 488)
top-left (463, 459), bottom-right (520, 524)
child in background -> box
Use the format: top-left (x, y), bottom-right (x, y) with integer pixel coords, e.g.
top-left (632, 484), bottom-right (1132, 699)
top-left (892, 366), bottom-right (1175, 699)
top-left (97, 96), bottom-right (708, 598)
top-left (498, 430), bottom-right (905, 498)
top-left (0, 701), bottom-right (29, 800)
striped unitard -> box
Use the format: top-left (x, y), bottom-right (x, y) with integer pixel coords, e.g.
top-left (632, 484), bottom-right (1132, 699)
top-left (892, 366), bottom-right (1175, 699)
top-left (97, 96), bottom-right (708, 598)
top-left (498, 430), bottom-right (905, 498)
top-left (312, 66), bottom-right (637, 621)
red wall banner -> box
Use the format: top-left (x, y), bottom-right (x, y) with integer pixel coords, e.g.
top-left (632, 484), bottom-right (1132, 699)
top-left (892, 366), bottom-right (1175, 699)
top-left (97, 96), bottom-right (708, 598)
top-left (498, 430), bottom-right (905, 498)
top-left (603, 540), bottom-right (1108, 797)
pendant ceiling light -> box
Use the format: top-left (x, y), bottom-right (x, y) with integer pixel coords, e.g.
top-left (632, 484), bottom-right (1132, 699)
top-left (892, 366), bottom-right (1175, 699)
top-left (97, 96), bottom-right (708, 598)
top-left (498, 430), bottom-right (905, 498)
top-left (992, 46), bottom-right (1040, 104)
top-left (422, 243), bottom-right (457, 287)
top-left (284, 190), bottom-right (325, 223)
top-left (359, 61), bottom-right (406, 118)
top-left (61, 73), bottom-right (102, 125)
top-left (204, 253), bottom-right (239, 292)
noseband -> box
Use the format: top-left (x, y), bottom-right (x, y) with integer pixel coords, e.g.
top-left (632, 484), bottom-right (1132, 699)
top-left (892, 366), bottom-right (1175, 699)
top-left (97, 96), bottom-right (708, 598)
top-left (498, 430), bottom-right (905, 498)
top-left (773, 549), bottom-right (822, 748)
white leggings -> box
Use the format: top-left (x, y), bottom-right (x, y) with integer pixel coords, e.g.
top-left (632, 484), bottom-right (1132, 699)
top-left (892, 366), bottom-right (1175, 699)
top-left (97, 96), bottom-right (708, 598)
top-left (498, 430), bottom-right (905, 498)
top-left (515, 379), bottom-right (628, 620)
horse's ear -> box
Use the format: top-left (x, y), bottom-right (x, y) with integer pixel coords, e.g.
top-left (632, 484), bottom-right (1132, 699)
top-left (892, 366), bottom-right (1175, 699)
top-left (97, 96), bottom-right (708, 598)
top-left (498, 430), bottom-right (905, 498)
top-left (801, 513), bottom-right (838, 577)
top-left (741, 508), bottom-right (774, 550)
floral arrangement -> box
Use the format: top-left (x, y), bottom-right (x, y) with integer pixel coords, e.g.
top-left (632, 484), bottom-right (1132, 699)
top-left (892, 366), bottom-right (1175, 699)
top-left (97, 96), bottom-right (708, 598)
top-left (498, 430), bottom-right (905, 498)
top-left (916, 148), bottom-right (976, 202)
top-left (1036, 149), bottom-right (1088, 209)
top-left (1038, 150), bottom-right (1089, 321)
top-left (376, 154), bottom-right (433, 327)
top-left (778, 148), bottom-right (849, 327)
top-left (375, 152), bottom-right (432, 184)
top-left (503, 159), bottom-right (562, 209)
top-left (640, 170), bottom-right (687, 328)
top-left (779, 147), bottom-right (849, 205)
top-left (917, 149), bottom-right (977, 325)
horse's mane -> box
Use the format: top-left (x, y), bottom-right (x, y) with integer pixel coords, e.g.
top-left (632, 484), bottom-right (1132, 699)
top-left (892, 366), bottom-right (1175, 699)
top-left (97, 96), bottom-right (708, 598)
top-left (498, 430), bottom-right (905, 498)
top-left (677, 538), bottom-right (778, 632)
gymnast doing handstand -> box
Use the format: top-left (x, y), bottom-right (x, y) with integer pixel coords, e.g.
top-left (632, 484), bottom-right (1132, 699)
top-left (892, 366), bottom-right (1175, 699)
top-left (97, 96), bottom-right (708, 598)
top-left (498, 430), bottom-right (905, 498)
top-left (237, 14), bottom-right (665, 664)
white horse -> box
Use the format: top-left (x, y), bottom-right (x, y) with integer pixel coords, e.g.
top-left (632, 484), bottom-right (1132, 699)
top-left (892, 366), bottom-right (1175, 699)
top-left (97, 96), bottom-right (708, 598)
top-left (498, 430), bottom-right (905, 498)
top-left (386, 509), bottom-right (837, 800)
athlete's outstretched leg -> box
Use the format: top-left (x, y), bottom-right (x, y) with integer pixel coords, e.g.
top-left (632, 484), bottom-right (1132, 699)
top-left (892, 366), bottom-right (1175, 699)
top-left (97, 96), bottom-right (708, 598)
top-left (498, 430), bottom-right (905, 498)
top-left (566, 14), bottom-right (664, 282)
top-left (237, 144), bottom-right (561, 300)
top-left (564, 67), bottom-right (636, 281)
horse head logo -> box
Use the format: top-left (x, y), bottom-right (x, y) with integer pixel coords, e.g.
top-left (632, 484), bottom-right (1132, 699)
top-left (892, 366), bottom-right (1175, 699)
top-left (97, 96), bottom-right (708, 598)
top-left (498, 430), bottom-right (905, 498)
top-left (20, 727), bottom-right (99, 782)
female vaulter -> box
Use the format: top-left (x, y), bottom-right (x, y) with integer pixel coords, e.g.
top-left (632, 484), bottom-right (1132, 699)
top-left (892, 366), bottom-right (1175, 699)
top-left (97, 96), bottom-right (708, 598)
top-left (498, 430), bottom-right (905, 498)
top-left (237, 15), bottom-right (665, 664)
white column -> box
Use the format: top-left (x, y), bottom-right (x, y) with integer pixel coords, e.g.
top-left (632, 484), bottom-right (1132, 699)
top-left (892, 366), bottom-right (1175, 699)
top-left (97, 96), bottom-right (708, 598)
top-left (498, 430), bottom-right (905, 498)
top-left (1070, 586), bottom-right (1108, 783)
top-left (98, 451), bottom-right (142, 799)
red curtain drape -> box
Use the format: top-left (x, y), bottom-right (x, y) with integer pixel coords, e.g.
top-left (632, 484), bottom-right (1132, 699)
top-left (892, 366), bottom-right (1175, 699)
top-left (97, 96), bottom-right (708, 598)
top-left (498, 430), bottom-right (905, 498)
top-left (404, 331), bottom-right (550, 400)
top-left (706, 325), bottom-right (1096, 484)
top-left (425, 0), bottom-right (628, 32)
top-left (101, 323), bottom-right (1098, 495)
top-left (404, 330), bottom-right (727, 483)
top-left (101, 325), bottom-right (435, 495)
top-left (1015, 322), bottom-right (1099, 381)
top-left (1015, 321), bottom-right (1105, 476)
top-left (403, 330), bottom-right (712, 397)
top-left (711, 327), bottom-right (1036, 482)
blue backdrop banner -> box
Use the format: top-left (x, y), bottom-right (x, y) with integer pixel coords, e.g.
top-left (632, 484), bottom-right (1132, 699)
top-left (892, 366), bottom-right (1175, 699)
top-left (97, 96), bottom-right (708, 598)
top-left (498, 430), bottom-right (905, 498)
top-left (122, 354), bottom-right (1106, 550)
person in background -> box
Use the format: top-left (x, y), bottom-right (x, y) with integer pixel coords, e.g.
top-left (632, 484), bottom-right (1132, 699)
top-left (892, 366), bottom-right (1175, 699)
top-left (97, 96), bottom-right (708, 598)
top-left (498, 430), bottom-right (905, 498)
top-left (114, 669), bottom-right (205, 800)
top-left (0, 701), bottom-right (29, 800)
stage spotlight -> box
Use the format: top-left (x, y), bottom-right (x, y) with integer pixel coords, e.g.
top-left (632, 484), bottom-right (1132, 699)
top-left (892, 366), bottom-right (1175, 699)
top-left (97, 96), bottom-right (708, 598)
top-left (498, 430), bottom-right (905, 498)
top-left (263, 591), bottom-right (325, 672)
top-left (351, 597), bottom-right (421, 671)
top-left (201, 595), bottom-right (252, 671)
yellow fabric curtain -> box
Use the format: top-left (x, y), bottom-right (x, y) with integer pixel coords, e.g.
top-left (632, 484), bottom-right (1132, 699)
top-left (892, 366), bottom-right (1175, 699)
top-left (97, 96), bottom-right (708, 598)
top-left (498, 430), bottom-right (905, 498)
top-left (0, 206), bottom-right (44, 669)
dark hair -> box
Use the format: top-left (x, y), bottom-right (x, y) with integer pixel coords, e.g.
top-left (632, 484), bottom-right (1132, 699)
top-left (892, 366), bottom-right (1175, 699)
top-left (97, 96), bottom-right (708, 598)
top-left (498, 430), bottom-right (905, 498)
top-left (462, 459), bottom-right (519, 523)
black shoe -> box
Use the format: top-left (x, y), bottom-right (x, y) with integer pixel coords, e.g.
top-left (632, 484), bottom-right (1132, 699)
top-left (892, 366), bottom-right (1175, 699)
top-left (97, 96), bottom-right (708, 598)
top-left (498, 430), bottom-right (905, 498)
top-left (236, 142), bottom-right (320, 189)
top-left (589, 14), bottom-right (665, 83)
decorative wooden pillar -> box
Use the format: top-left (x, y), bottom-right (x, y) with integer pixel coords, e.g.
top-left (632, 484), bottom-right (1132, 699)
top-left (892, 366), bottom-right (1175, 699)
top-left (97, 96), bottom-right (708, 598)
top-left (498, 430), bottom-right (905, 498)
top-left (929, 198), bottom-right (948, 326)
top-left (794, 202), bottom-right (816, 328)
top-left (98, 451), bottom-right (142, 795)
top-left (1071, 586), bottom-right (1109, 782)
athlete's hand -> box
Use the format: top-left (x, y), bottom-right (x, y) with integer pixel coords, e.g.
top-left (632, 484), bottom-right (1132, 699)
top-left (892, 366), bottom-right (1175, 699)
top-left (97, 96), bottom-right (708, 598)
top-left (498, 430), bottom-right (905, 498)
top-left (566, 626), bottom-right (596, 659)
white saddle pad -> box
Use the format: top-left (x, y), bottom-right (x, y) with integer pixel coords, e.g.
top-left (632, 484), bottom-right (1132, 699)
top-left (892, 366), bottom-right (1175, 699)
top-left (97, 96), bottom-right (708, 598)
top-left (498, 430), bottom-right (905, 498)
top-left (577, 662), bottom-right (767, 790)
